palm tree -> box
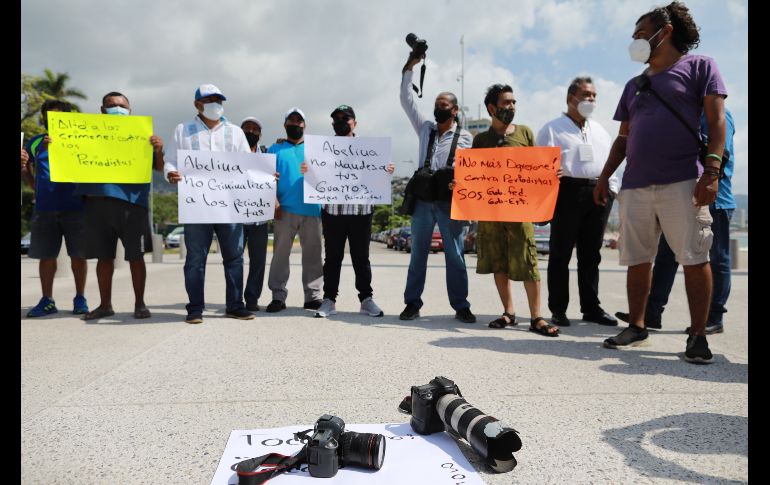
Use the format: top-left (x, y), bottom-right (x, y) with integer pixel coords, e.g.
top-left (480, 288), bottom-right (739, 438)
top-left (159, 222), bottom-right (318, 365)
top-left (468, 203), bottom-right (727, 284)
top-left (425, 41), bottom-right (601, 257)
top-left (33, 69), bottom-right (87, 112)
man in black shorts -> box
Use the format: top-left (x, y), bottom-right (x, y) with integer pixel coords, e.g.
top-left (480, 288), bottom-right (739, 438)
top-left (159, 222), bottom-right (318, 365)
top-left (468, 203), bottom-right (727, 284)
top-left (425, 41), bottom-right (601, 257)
top-left (76, 92), bottom-right (165, 320)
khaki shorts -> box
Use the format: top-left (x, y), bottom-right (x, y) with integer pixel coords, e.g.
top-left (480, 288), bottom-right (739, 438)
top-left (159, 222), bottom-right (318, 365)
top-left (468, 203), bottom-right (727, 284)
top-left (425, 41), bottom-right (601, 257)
top-left (476, 221), bottom-right (540, 281)
top-left (618, 179), bottom-right (713, 266)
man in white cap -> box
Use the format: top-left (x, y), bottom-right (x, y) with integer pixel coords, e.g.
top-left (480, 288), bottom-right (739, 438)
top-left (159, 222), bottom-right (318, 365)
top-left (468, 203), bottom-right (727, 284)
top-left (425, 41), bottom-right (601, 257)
top-left (240, 116), bottom-right (269, 311)
top-left (241, 117), bottom-right (267, 153)
top-left (265, 107), bottom-right (323, 312)
top-left (162, 84), bottom-right (254, 324)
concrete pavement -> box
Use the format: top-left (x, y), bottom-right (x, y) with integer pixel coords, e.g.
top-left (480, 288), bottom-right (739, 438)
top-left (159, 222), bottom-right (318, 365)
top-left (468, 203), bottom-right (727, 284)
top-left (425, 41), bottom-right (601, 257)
top-left (21, 243), bottom-right (748, 484)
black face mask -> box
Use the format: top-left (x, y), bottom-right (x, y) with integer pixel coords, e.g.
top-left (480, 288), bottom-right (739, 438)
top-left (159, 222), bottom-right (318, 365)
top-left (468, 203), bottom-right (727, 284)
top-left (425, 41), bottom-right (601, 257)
top-left (434, 107), bottom-right (453, 123)
top-left (495, 107), bottom-right (515, 125)
top-left (285, 125), bottom-right (304, 140)
top-left (244, 132), bottom-right (260, 148)
top-left (333, 121), bottom-right (352, 136)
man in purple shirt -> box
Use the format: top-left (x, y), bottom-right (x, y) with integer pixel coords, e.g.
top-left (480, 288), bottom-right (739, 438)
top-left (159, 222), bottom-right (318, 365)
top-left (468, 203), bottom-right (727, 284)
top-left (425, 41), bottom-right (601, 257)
top-left (594, 1), bottom-right (727, 364)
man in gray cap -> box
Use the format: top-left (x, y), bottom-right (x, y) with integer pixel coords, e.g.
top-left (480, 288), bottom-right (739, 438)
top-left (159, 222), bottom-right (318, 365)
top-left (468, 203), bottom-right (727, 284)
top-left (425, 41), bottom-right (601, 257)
top-left (162, 83), bottom-right (254, 324)
top-left (265, 107), bottom-right (323, 312)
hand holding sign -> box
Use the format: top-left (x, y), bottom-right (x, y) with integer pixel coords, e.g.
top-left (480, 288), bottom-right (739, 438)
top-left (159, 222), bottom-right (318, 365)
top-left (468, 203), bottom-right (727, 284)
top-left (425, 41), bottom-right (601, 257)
top-left (451, 146), bottom-right (561, 222)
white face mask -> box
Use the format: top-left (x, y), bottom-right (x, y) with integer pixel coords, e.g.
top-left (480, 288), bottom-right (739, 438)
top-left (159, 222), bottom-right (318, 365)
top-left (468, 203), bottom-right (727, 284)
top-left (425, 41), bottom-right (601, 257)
top-left (105, 106), bottom-right (129, 115)
top-left (628, 27), bottom-right (664, 63)
top-left (201, 102), bottom-right (224, 121)
top-left (577, 100), bottom-right (596, 118)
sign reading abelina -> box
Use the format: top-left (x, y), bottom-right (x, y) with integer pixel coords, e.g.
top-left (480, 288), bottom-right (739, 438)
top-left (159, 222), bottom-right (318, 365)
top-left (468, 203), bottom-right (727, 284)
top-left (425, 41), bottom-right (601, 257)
top-left (303, 134), bottom-right (392, 205)
top-left (177, 149), bottom-right (276, 223)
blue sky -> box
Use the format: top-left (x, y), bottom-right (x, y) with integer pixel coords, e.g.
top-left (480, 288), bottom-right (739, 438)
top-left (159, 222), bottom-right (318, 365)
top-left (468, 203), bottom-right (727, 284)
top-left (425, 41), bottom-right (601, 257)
top-left (21, 0), bottom-right (747, 193)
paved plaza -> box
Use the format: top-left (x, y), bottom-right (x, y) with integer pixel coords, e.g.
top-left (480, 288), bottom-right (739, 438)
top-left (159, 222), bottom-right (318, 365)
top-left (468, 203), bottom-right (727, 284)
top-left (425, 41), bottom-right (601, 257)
top-left (21, 243), bottom-right (748, 484)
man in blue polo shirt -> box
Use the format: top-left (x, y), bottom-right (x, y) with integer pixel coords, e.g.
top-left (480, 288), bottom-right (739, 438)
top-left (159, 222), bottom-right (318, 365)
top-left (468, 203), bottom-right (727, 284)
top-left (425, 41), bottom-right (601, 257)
top-left (22, 99), bottom-right (89, 317)
top-left (265, 108), bottom-right (323, 313)
top-left (76, 92), bottom-right (165, 320)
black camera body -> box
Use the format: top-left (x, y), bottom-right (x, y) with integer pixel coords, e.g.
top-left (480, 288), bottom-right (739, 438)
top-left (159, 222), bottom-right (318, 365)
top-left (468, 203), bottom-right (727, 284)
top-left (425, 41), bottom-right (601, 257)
top-left (402, 376), bottom-right (522, 473)
top-left (406, 33), bottom-right (428, 58)
top-left (306, 415), bottom-right (344, 478)
top-left (305, 414), bottom-right (386, 478)
top-left (409, 376), bottom-right (461, 434)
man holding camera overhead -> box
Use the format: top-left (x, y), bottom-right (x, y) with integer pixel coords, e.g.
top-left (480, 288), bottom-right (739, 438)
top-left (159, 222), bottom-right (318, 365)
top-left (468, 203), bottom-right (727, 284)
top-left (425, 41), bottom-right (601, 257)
top-left (399, 42), bottom-right (475, 323)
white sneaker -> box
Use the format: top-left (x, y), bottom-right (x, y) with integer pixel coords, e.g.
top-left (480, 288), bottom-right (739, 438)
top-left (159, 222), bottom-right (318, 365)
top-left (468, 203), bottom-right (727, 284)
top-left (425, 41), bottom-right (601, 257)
top-left (315, 298), bottom-right (337, 318)
top-left (359, 297), bottom-right (384, 317)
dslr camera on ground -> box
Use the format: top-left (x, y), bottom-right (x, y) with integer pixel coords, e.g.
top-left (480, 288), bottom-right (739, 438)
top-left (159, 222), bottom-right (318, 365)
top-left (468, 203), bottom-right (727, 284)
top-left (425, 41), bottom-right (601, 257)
top-left (399, 376), bottom-right (522, 473)
top-left (234, 414), bottom-right (385, 483)
top-left (303, 414), bottom-right (386, 478)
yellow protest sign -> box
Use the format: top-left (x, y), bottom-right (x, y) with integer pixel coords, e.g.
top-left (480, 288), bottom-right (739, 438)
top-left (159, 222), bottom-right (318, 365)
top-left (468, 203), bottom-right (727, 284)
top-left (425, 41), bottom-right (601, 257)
top-left (48, 111), bottom-right (153, 183)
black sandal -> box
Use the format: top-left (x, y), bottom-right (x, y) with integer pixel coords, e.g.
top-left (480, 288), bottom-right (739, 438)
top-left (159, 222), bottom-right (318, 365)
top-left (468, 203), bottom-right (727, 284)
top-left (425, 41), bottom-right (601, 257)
top-left (488, 312), bottom-right (517, 329)
top-left (529, 317), bottom-right (559, 337)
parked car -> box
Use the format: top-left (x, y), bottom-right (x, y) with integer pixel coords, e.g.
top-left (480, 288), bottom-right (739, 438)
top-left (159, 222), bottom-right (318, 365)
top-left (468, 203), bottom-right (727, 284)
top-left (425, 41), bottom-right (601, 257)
top-left (165, 226), bottom-right (184, 248)
top-left (395, 228), bottom-right (412, 251)
top-left (430, 224), bottom-right (443, 253)
top-left (404, 234), bottom-right (412, 253)
top-left (387, 227), bottom-right (408, 249)
top-left (534, 223), bottom-right (551, 254)
top-left (464, 222), bottom-right (478, 253)
top-left (21, 232), bottom-right (31, 254)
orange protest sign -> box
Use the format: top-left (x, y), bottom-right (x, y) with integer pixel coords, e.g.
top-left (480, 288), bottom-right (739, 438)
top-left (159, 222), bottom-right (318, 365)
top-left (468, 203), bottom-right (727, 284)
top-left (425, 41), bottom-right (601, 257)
top-left (451, 146), bottom-right (561, 222)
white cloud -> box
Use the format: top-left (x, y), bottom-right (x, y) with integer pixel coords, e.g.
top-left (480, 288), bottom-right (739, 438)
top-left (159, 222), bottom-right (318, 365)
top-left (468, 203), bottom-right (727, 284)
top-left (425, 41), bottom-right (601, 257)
top-left (21, 0), bottom-right (747, 192)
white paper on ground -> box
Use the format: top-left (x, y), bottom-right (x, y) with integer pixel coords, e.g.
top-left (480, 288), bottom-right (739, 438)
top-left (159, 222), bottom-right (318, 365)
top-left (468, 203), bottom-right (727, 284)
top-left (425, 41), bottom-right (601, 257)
top-left (210, 422), bottom-right (485, 485)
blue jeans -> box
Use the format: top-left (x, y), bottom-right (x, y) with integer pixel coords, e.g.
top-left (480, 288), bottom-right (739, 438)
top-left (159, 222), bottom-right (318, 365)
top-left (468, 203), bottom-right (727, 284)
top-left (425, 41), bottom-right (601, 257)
top-left (403, 200), bottom-right (470, 311)
top-left (646, 207), bottom-right (733, 325)
top-left (708, 208), bottom-right (733, 325)
top-left (183, 223), bottom-right (245, 315)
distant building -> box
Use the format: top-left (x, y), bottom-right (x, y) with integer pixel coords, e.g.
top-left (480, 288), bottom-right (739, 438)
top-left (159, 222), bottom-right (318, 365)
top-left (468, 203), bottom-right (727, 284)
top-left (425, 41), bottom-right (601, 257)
top-left (465, 118), bottom-right (491, 136)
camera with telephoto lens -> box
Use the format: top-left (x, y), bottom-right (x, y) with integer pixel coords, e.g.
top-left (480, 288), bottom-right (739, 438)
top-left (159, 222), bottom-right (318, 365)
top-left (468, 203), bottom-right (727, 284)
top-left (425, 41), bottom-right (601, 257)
top-left (401, 376), bottom-right (523, 473)
top-left (406, 33), bottom-right (428, 58)
top-left (305, 414), bottom-right (386, 478)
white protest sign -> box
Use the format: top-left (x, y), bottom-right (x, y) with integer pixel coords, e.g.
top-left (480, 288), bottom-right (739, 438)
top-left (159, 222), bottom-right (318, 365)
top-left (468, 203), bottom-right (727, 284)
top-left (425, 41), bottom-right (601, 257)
top-left (177, 150), bottom-right (276, 223)
top-left (210, 422), bottom-right (484, 485)
top-left (303, 134), bottom-right (392, 205)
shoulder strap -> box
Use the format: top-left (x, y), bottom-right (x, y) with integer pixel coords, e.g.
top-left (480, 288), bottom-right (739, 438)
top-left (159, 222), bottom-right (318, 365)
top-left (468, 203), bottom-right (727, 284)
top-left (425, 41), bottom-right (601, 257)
top-left (446, 129), bottom-right (462, 167)
top-left (634, 74), bottom-right (705, 149)
top-left (423, 129), bottom-right (438, 169)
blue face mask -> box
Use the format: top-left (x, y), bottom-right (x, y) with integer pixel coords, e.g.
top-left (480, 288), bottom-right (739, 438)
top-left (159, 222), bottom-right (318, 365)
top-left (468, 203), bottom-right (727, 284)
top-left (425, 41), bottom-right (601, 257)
top-left (105, 106), bottom-right (130, 115)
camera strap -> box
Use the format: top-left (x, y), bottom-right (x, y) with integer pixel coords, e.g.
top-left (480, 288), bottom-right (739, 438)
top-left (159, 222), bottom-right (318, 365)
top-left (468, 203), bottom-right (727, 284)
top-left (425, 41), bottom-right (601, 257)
top-left (634, 73), bottom-right (726, 178)
top-left (423, 128), bottom-right (462, 169)
top-left (233, 439), bottom-right (309, 485)
top-left (446, 128), bottom-right (462, 168)
top-left (412, 61), bottom-right (426, 98)
top-left (423, 129), bottom-right (438, 169)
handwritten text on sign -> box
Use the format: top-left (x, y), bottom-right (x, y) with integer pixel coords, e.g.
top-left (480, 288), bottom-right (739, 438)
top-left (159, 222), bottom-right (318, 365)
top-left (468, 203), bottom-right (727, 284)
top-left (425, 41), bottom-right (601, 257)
top-left (177, 150), bottom-right (276, 223)
top-left (210, 423), bottom-right (484, 485)
top-left (48, 111), bottom-right (153, 183)
top-left (303, 134), bottom-right (392, 205)
top-left (451, 146), bottom-right (561, 222)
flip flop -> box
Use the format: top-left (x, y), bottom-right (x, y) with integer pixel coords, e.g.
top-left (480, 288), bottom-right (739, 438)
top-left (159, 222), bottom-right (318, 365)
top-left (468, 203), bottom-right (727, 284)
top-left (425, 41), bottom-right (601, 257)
top-left (529, 317), bottom-right (559, 337)
top-left (82, 307), bottom-right (115, 321)
top-left (133, 307), bottom-right (152, 319)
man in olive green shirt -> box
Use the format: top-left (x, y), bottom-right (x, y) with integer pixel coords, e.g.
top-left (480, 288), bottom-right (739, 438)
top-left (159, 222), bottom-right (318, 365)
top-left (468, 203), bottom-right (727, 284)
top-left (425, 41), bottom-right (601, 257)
top-left (471, 84), bottom-right (559, 337)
